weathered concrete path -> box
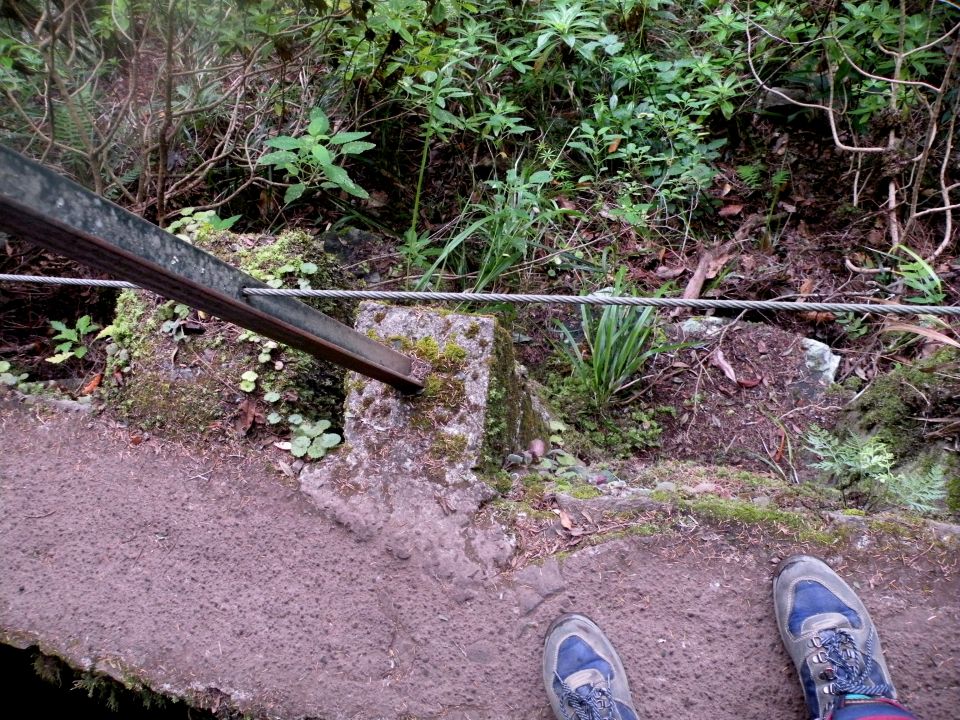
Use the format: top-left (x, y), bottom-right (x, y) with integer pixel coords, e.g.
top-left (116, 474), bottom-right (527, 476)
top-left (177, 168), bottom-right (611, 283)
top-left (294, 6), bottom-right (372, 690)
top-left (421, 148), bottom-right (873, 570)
top-left (1, 401), bottom-right (957, 719)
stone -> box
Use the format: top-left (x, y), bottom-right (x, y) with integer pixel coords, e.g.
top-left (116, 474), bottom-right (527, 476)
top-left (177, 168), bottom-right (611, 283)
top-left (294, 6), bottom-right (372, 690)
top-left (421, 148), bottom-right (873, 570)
top-left (299, 303), bottom-right (544, 582)
top-left (655, 481), bottom-right (677, 493)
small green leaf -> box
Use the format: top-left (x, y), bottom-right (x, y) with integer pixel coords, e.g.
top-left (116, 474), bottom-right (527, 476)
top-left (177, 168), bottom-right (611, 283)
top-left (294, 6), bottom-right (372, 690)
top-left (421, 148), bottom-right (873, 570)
top-left (337, 141), bottom-right (376, 155)
top-left (266, 411), bottom-right (283, 424)
top-left (212, 214), bottom-right (241, 230)
top-left (284, 182), bottom-right (307, 205)
top-left (311, 144), bottom-right (332, 166)
top-left (263, 391), bottom-right (281, 403)
top-left (73, 346), bottom-right (88, 359)
top-left (287, 413), bottom-right (303, 425)
top-left (307, 109), bottom-right (330, 136)
top-left (258, 150), bottom-right (297, 166)
top-left (241, 370), bottom-right (258, 382)
top-left (267, 278), bottom-right (284, 288)
top-left (306, 441), bottom-right (328, 459)
top-left (46, 351), bottom-right (74, 364)
top-left (290, 435), bottom-right (311, 457)
top-left (50, 320), bottom-right (69, 333)
top-left (240, 380), bottom-right (256, 392)
top-left (259, 352), bottom-right (272, 363)
top-left (528, 170), bottom-right (552, 184)
top-left (320, 432), bottom-right (341, 448)
top-left (299, 262), bottom-right (318, 275)
top-left (265, 135), bottom-right (302, 150)
top-left (76, 315), bottom-right (98, 335)
top-left (300, 422), bottom-right (323, 438)
top-left (93, 324), bottom-right (115, 341)
top-left (328, 131), bottom-right (370, 145)
top-left (0, 361), bottom-right (9, 373)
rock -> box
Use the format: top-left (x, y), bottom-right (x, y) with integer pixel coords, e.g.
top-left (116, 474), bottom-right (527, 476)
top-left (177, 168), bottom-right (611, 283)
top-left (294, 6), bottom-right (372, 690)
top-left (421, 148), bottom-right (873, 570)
top-left (299, 303), bottom-right (545, 583)
top-left (680, 317), bottom-right (730, 338)
top-left (800, 338), bottom-right (841, 385)
top-left (655, 481), bottom-right (677, 493)
top-left (752, 496), bottom-right (772, 508)
top-left (689, 482), bottom-right (720, 495)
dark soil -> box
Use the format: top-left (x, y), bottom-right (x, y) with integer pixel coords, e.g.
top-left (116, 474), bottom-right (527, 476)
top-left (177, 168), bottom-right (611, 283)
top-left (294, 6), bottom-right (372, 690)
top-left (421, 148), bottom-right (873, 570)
top-left (2, 400), bottom-right (957, 720)
top-left (642, 319), bottom-right (844, 477)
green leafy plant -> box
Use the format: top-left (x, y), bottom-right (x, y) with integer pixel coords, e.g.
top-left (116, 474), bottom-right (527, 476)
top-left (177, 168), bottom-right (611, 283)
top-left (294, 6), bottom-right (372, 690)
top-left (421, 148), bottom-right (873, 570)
top-left (806, 426), bottom-right (946, 514)
top-left (557, 269), bottom-right (675, 412)
top-left (258, 108), bottom-right (374, 204)
top-left (0, 360), bottom-right (28, 387)
top-left (261, 260), bottom-right (319, 290)
top-left (158, 302), bottom-right (191, 342)
top-left (47, 316), bottom-right (106, 364)
top-left (274, 413), bottom-right (341, 459)
top-left (893, 245), bottom-right (945, 305)
top-left (166, 208), bottom-right (240, 240)
top-left (239, 370), bottom-right (258, 393)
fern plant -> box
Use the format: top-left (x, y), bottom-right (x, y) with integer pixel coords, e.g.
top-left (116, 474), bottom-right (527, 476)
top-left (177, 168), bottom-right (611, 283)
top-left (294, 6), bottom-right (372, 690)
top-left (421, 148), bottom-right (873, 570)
top-left (806, 427), bottom-right (946, 514)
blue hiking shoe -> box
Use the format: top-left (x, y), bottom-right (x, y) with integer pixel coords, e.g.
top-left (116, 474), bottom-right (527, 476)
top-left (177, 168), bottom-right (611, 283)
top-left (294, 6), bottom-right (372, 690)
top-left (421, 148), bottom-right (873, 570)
top-left (542, 613), bottom-right (639, 720)
top-left (774, 555), bottom-right (897, 720)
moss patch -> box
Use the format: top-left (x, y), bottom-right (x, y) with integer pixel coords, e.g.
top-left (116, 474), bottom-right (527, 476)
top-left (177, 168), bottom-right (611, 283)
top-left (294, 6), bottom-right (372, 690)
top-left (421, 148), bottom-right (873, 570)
top-left (482, 324), bottom-right (546, 472)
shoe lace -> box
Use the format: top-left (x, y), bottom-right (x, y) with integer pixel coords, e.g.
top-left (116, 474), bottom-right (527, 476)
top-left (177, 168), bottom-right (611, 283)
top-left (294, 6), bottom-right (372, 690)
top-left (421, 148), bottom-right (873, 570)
top-left (555, 673), bottom-right (625, 720)
top-left (816, 628), bottom-right (893, 698)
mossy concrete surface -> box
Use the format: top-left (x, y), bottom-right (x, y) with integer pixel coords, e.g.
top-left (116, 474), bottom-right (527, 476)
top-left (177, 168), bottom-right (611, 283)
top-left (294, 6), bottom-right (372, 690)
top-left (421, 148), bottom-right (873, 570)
top-left (299, 302), bottom-right (546, 583)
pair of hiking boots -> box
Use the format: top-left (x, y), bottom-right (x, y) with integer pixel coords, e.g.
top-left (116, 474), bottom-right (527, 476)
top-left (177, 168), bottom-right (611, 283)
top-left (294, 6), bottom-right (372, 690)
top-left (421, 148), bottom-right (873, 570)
top-left (543, 555), bottom-right (908, 720)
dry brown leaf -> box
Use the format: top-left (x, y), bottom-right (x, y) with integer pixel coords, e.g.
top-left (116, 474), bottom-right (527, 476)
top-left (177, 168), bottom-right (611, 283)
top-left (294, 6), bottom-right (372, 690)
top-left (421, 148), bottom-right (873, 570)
top-left (709, 348), bottom-right (738, 384)
top-left (607, 137), bottom-right (622, 153)
top-left (236, 396), bottom-right (257, 435)
top-left (718, 203), bottom-right (744, 217)
top-left (655, 265), bottom-right (686, 279)
top-left (882, 323), bottom-right (960, 350)
top-left (681, 242), bottom-right (735, 301)
top-left (556, 508), bottom-right (574, 530)
top-left (80, 372), bottom-right (103, 395)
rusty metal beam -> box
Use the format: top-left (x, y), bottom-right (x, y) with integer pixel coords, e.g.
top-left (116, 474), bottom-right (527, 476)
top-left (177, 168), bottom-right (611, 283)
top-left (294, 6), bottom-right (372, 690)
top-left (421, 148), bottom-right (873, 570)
top-left (0, 145), bottom-right (423, 393)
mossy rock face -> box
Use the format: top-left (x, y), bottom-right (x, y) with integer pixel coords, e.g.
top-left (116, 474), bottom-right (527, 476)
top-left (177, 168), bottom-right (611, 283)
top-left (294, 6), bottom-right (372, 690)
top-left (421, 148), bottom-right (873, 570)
top-left (850, 348), bottom-right (959, 456)
top-left (105, 229), bottom-right (350, 439)
top-left (483, 324), bottom-right (547, 472)
top-left (845, 348), bottom-right (959, 513)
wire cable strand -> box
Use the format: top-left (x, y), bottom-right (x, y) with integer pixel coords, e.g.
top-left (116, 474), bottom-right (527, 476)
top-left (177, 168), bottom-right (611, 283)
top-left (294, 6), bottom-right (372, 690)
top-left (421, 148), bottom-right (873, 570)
top-left (1, 274), bottom-right (958, 316)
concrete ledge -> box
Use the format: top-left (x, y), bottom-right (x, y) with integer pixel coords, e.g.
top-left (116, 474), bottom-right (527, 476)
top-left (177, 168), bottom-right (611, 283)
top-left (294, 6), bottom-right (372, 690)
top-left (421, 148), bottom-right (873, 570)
top-left (300, 303), bottom-right (544, 581)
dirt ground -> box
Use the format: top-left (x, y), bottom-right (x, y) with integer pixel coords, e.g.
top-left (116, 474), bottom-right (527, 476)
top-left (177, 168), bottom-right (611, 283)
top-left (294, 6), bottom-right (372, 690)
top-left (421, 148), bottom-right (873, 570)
top-left (1, 399), bottom-right (958, 720)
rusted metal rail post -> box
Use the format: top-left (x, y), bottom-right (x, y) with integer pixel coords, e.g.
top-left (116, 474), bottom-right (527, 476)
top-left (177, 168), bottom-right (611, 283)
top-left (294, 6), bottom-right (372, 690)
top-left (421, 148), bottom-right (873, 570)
top-left (0, 146), bottom-right (423, 393)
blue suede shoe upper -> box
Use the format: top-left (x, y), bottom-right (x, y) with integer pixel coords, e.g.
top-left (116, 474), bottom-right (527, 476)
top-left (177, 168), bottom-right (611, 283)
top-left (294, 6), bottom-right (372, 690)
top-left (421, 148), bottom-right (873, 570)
top-left (552, 636), bottom-right (638, 720)
top-left (788, 580), bottom-right (862, 636)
